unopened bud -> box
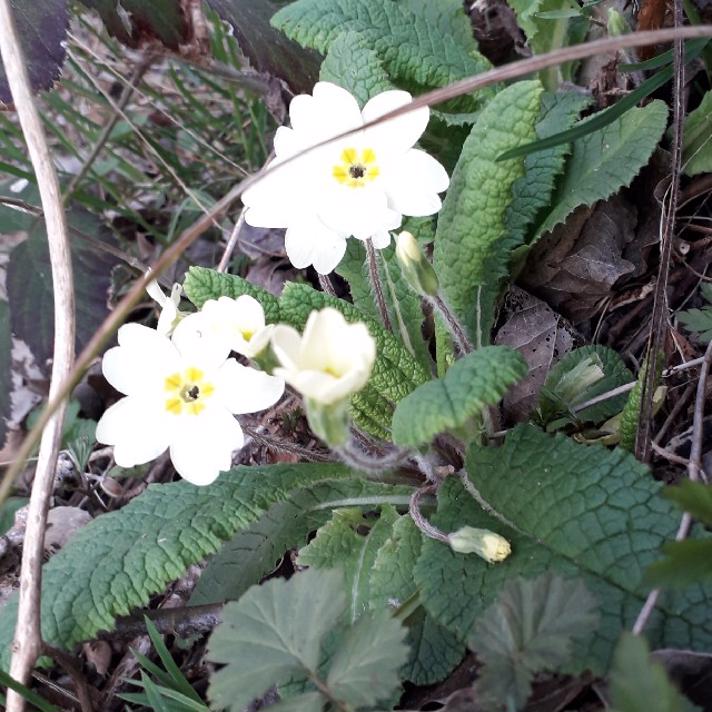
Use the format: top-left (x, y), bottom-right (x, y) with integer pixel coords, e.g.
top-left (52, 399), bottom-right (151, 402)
top-left (448, 526), bottom-right (511, 563)
top-left (395, 231), bottom-right (439, 297)
top-left (305, 397), bottom-right (350, 447)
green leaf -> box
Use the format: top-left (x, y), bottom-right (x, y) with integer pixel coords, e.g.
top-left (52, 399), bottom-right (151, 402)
top-left (619, 356), bottom-right (663, 451)
top-left (469, 573), bottom-right (598, 710)
top-left (278, 282), bottom-right (430, 438)
top-left (298, 506), bottom-right (400, 622)
top-left (369, 515), bottom-right (463, 685)
top-left (208, 568), bottom-right (346, 712)
top-left (0, 300), bottom-right (11, 446)
top-left (183, 266), bottom-right (281, 322)
top-left (682, 89), bottom-right (712, 176)
top-left (665, 481), bottom-right (712, 526)
top-left (538, 345), bottom-right (633, 425)
top-left (0, 497), bottom-right (27, 536)
top-left (206, 0), bottom-right (320, 94)
top-left (433, 80), bottom-right (543, 344)
top-left (272, 0), bottom-right (492, 110)
top-left (0, 464), bottom-right (378, 666)
top-left (207, 569), bottom-right (409, 712)
top-left (401, 0), bottom-right (479, 53)
top-left (532, 101), bottom-right (668, 241)
top-left (336, 241), bottom-right (431, 373)
top-left (319, 31), bottom-right (392, 105)
top-left (609, 633), bottom-right (699, 712)
top-left (326, 608), bottom-right (409, 706)
top-left (391, 346), bottom-right (527, 447)
top-left (5, 205), bottom-right (123, 372)
top-left (414, 426), bottom-right (712, 672)
top-left (678, 285), bottom-right (712, 342)
top-left (189, 477), bottom-right (406, 605)
top-left (0, 0), bottom-right (68, 106)
top-left (506, 91), bottom-right (591, 245)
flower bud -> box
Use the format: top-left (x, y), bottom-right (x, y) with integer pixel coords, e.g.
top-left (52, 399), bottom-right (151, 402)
top-left (305, 398), bottom-right (350, 447)
top-left (607, 8), bottom-right (628, 37)
top-left (395, 231), bottom-right (439, 297)
top-left (448, 526), bottom-right (511, 563)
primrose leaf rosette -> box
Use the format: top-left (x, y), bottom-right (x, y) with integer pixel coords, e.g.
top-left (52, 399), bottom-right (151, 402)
top-left (96, 322), bottom-right (284, 485)
top-left (242, 81), bottom-right (449, 274)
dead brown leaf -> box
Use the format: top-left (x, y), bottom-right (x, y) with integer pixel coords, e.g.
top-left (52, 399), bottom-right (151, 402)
top-left (494, 287), bottom-right (575, 422)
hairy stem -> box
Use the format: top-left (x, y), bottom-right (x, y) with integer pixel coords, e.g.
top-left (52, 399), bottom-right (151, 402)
top-left (365, 238), bottom-right (392, 331)
top-left (430, 294), bottom-right (474, 354)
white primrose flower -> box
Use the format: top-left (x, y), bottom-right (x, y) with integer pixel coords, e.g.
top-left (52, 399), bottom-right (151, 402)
top-left (177, 295), bottom-right (274, 359)
top-left (271, 307), bottom-right (376, 405)
top-left (146, 278), bottom-right (183, 336)
top-left (96, 323), bottom-right (284, 485)
top-left (242, 81), bottom-right (449, 275)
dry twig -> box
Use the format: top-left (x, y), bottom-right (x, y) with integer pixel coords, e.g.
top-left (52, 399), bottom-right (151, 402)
top-left (0, 2), bottom-right (76, 708)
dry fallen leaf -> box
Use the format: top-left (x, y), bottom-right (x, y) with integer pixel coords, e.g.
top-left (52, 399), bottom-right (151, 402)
top-left (495, 287), bottom-right (575, 422)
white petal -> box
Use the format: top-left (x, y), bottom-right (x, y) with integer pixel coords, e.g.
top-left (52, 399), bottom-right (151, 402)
top-left (169, 407), bottom-right (244, 485)
top-left (102, 324), bottom-right (179, 396)
top-left (371, 230), bottom-right (392, 249)
top-left (284, 218), bottom-right (347, 274)
top-left (145, 279), bottom-right (167, 306)
top-left (290, 82), bottom-right (363, 142)
top-left (171, 317), bottom-right (231, 370)
top-left (361, 90), bottom-right (429, 156)
top-left (318, 188), bottom-right (397, 240)
top-left (215, 359), bottom-right (285, 414)
top-left (383, 149), bottom-right (449, 217)
top-left (271, 325), bottom-right (303, 372)
top-left (231, 295), bottom-right (266, 332)
top-left (97, 396), bottom-right (171, 466)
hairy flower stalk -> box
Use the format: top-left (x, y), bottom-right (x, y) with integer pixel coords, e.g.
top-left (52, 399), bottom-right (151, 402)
top-left (242, 82), bottom-right (449, 274)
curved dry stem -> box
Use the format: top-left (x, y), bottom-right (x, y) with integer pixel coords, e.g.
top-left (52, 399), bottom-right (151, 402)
top-left (0, 0), bottom-right (75, 707)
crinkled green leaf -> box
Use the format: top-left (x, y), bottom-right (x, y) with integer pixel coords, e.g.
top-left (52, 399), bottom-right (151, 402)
top-left (533, 101), bottom-right (668, 241)
top-left (0, 0), bottom-right (68, 106)
top-left (415, 426), bottom-right (712, 672)
top-left (183, 266), bottom-right (281, 321)
top-left (189, 478), bottom-right (406, 606)
top-left (665, 481), bottom-right (712, 527)
top-left (391, 346), bottom-right (527, 447)
top-left (319, 31), bottom-right (392, 105)
top-left (369, 515), bottom-right (463, 685)
top-left (208, 568), bottom-right (346, 712)
top-left (470, 573), bottom-right (598, 710)
top-left (298, 506), bottom-right (399, 622)
top-left (278, 283), bottom-right (429, 438)
top-left (336, 241), bottom-right (431, 373)
top-left (401, 0), bottom-right (478, 53)
top-left (433, 81), bottom-right (543, 344)
top-left (506, 91), bottom-right (591, 245)
top-left (609, 633), bottom-right (699, 712)
top-left (272, 0), bottom-right (491, 110)
top-left (682, 89), bottom-right (712, 177)
top-left (0, 464), bottom-right (365, 666)
top-left (538, 345), bottom-right (633, 426)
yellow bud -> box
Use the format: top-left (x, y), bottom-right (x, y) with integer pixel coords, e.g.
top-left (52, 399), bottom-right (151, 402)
top-left (395, 231), bottom-right (439, 296)
top-left (448, 526), bottom-right (511, 563)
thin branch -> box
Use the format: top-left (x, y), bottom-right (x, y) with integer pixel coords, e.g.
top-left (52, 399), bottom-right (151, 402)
top-left (42, 644), bottom-right (94, 712)
top-left (0, 2), bottom-right (75, 708)
top-left (217, 209), bottom-right (246, 273)
top-left (4, 24), bottom-right (712, 510)
top-left (636, 2), bottom-right (687, 462)
top-left (633, 339), bottom-right (712, 635)
top-left (365, 238), bottom-right (392, 331)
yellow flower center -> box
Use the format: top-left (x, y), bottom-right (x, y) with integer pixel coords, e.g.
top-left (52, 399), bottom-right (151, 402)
top-left (164, 367), bottom-right (215, 416)
top-left (332, 147), bottom-right (379, 188)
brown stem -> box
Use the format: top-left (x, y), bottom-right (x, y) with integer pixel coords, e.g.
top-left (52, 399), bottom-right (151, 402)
top-left (365, 238), bottom-right (392, 331)
top-left (431, 295), bottom-right (474, 354)
top-left (317, 273), bottom-right (338, 296)
top-left (0, 1), bottom-right (76, 708)
top-left (217, 210), bottom-right (246, 273)
top-left (42, 644), bottom-right (94, 712)
top-left (632, 339), bottom-right (712, 635)
top-left (409, 486), bottom-right (449, 544)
